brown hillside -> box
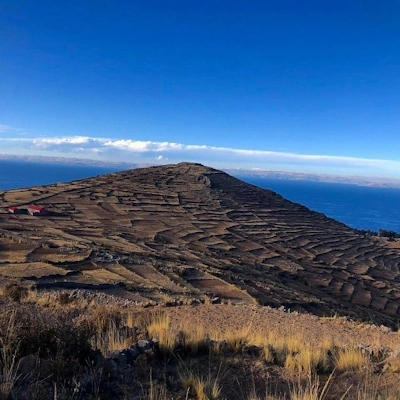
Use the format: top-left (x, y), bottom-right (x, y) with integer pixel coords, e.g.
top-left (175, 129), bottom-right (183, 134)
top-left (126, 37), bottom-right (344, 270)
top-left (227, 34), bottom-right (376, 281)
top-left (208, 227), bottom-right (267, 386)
top-left (0, 162), bottom-right (399, 325)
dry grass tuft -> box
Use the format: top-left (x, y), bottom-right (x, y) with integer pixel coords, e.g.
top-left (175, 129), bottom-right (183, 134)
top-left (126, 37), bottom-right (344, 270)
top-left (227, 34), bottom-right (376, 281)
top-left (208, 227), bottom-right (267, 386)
top-left (142, 372), bottom-right (169, 400)
top-left (90, 319), bottom-right (133, 356)
top-left (179, 370), bottom-right (222, 400)
top-left (284, 346), bottom-right (329, 375)
top-left (147, 312), bottom-right (177, 355)
top-left (289, 373), bottom-right (340, 400)
top-left (354, 373), bottom-right (400, 400)
top-left (334, 347), bottom-right (370, 372)
top-left (0, 312), bottom-right (21, 400)
top-left (87, 305), bottom-right (123, 333)
top-left (178, 320), bottom-right (208, 356)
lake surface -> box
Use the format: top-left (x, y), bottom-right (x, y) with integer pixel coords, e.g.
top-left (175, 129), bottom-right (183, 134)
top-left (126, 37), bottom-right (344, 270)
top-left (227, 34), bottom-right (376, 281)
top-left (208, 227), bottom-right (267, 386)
top-left (0, 160), bottom-right (121, 189)
top-left (239, 176), bottom-right (400, 232)
top-left (0, 160), bottom-right (399, 232)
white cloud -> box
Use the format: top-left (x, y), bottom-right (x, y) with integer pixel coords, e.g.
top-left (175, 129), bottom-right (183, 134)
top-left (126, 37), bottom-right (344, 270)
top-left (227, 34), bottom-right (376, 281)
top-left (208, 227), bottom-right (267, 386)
top-left (102, 139), bottom-right (184, 152)
top-left (1, 134), bottom-right (400, 178)
top-left (0, 124), bottom-right (14, 133)
top-left (36, 136), bottom-right (92, 145)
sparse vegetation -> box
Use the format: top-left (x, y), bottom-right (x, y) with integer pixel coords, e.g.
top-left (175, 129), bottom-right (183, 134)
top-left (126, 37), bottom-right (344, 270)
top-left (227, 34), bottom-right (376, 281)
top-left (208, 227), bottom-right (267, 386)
top-left (0, 312), bottom-right (21, 400)
top-left (333, 347), bottom-right (370, 372)
top-left (179, 370), bottom-right (222, 400)
top-left (0, 288), bottom-right (399, 399)
top-left (1, 283), bottom-right (27, 302)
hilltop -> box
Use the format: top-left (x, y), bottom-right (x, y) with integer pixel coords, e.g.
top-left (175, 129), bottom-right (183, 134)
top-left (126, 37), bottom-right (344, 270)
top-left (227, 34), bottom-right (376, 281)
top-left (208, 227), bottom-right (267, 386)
top-left (1, 162), bottom-right (400, 326)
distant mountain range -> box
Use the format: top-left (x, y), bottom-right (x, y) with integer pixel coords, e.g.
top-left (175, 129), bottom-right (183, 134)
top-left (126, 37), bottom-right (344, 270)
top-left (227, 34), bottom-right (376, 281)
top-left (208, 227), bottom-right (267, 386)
top-left (0, 153), bottom-right (147, 169)
top-left (1, 153), bottom-right (400, 188)
top-left (226, 169), bottom-right (400, 188)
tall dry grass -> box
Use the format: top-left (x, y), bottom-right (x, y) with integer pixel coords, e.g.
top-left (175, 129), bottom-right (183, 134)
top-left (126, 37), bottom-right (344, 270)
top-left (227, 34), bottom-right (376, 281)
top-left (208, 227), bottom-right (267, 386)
top-left (90, 319), bottom-right (133, 356)
top-left (179, 364), bottom-right (223, 400)
top-left (333, 347), bottom-right (370, 372)
top-left (0, 312), bottom-right (21, 400)
top-left (284, 346), bottom-right (329, 375)
top-left (1, 290), bottom-right (399, 400)
top-left (353, 373), bottom-right (400, 400)
top-left (147, 312), bottom-right (177, 355)
top-left (289, 374), bottom-right (335, 400)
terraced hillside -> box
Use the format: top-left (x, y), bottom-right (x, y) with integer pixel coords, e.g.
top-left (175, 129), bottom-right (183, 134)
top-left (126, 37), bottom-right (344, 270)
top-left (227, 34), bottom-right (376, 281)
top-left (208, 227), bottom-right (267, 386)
top-left (1, 162), bottom-right (400, 325)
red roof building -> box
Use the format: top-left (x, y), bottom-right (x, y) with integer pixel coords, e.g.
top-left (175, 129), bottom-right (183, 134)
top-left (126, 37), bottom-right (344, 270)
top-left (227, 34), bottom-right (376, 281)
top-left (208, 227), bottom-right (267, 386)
top-left (27, 205), bottom-right (48, 215)
top-left (8, 206), bottom-right (18, 214)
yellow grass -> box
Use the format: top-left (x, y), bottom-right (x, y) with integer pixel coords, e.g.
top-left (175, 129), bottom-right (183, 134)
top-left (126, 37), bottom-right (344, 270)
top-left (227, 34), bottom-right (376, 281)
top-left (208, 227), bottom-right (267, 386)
top-left (1, 296), bottom-right (400, 399)
top-left (90, 320), bottom-right (132, 356)
top-left (142, 312), bottom-right (351, 377)
top-left (334, 347), bottom-right (370, 372)
top-left (147, 312), bottom-right (177, 354)
top-left (353, 373), bottom-right (400, 400)
top-left (179, 370), bottom-right (222, 400)
top-left (180, 372), bottom-right (208, 400)
top-left (248, 330), bottom-right (332, 371)
top-left (289, 373), bottom-right (343, 400)
top-left (178, 318), bottom-right (208, 355)
top-left (125, 310), bottom-right (136, 328)
top-left (284, 345), bottom-right (329, 374)
top-left (383, 354), bottom-right (400, 373)
top-left (88, 305), bottom-right (122, 332)
top-left (211, 325), bottom-right (252, 353)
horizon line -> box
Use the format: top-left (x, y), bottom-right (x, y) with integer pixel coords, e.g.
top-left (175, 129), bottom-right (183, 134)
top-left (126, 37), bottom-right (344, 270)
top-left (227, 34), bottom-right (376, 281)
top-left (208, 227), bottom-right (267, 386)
top-left (1, 152), bottom-right (400, 189)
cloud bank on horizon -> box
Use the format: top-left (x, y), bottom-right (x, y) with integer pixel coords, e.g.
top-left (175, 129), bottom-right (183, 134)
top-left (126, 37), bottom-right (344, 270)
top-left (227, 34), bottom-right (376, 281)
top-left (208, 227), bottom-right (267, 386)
top-left (0, 130), bottom-right (400, 179)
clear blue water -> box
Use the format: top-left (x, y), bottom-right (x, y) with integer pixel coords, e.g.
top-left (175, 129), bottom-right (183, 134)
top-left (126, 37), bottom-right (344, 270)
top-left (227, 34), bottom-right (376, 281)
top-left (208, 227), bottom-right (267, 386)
top-left (239, 176), bottom-right (400, 232)
top-left (0, 160), bottom-right (122, 190)
top-left (0, 160), bottom-right (399, 232)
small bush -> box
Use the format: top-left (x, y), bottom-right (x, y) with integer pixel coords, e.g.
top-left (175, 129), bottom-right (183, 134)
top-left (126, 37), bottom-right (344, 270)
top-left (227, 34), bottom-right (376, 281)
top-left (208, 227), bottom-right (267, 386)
top-left (0, 306), bottom-right (91, 380)
top-left (2, 284), bottom-right (27, 302)
top-left (57, 291), bottom-right (70, 305)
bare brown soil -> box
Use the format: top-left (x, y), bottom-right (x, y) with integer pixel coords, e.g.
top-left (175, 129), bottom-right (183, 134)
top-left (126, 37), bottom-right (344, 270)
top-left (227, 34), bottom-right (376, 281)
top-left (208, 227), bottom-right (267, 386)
top-left (1, 162), bottom-right (400, 326)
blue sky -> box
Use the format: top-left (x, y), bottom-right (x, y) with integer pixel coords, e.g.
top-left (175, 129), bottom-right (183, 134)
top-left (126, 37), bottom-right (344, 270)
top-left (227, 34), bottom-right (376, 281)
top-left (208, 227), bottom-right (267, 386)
top-left (1, 1), bottom-right (400, 178)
